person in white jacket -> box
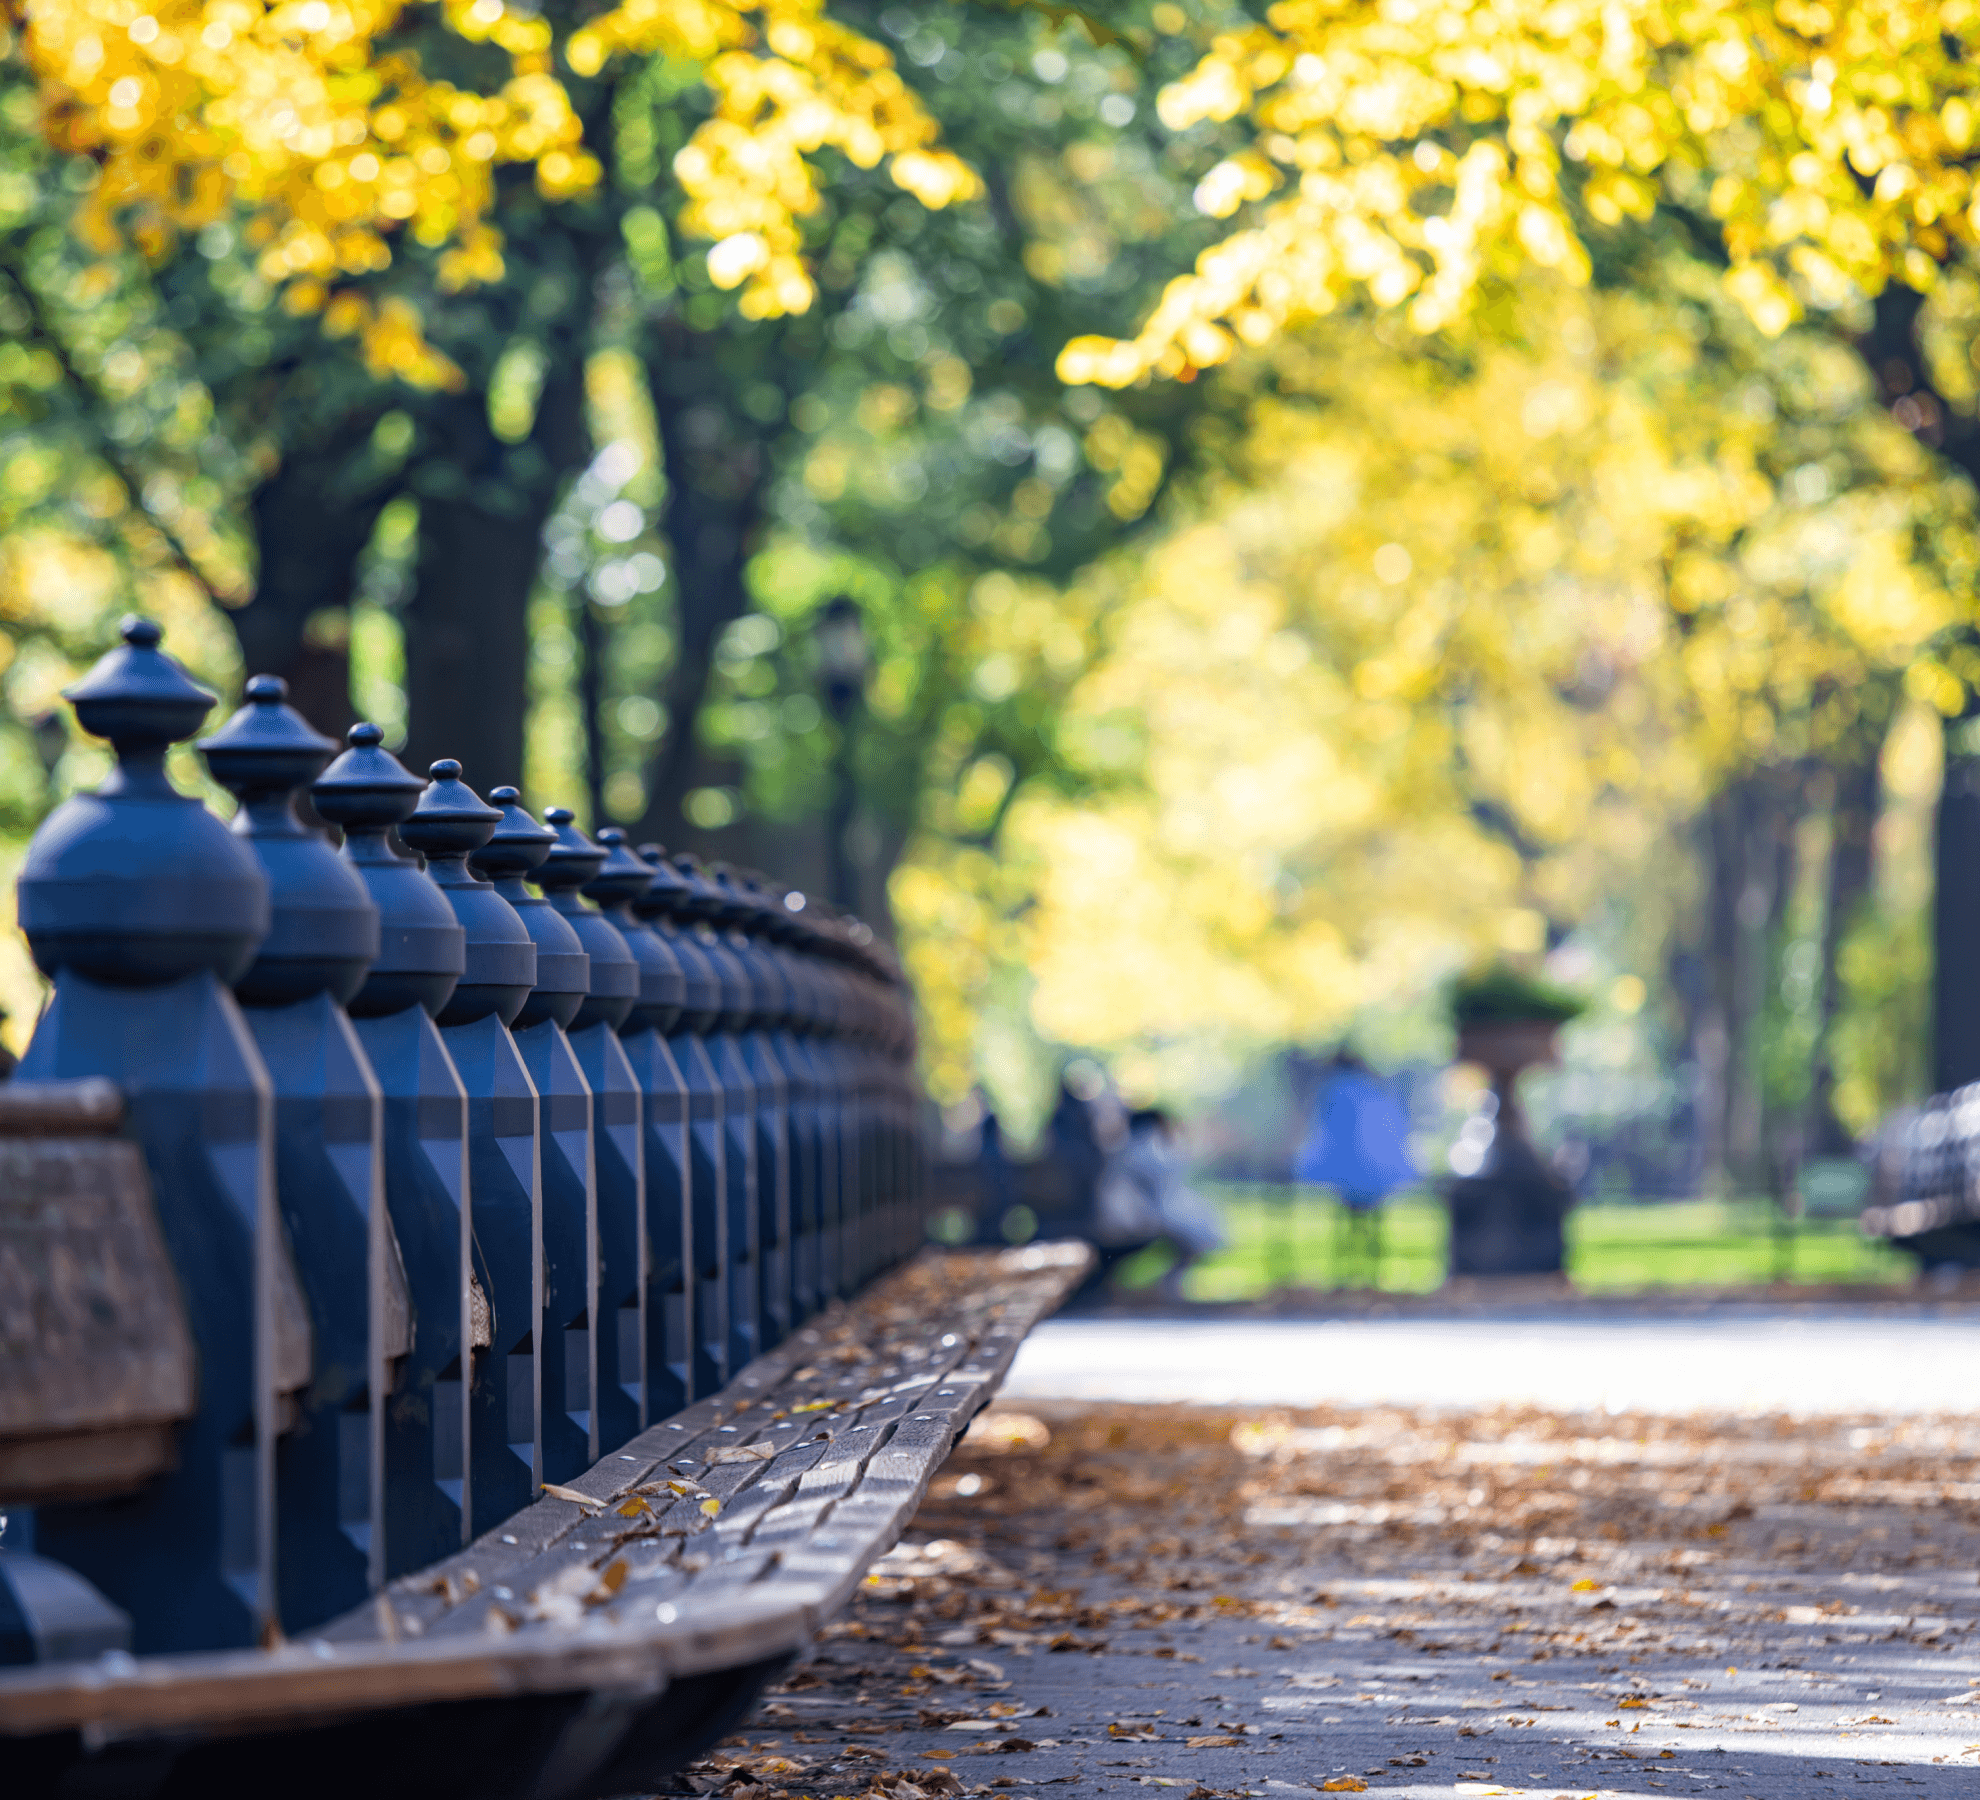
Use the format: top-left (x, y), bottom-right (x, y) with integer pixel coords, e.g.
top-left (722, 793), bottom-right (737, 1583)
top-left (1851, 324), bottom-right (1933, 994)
top-left (1096, 1108), bottom-right (1226, 1299)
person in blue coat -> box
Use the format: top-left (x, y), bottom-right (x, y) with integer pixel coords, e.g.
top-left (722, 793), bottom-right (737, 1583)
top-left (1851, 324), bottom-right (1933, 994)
top-left (1294, 1051), bottom-right (1418, 1286)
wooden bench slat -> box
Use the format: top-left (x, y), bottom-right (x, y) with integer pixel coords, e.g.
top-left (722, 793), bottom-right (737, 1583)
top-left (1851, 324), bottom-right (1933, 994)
top-left (0, 1244), bottom-right (1093, 1741)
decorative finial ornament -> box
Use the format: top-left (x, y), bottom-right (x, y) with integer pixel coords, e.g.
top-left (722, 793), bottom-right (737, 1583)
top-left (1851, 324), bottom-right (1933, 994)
top-left (630, 840), bottom-right (722, 1031)
top-left (535, 807), bottom-right (636, 1033)
top-left (61, 615), bottom-right (221, 782)
top-left (18, 617), bottom-right (268, 985)
top-left (401, 765), bottom-right (533, 1026)
top-left (473, 787), bottom-right (558, 877)
top-left (313, 724), bottom-right (463, 1019)
top-left (631, 842), bottom-right (694, 918)
top-left (199, 676), bottom-right (378, 1007)
top-left (585, 829), bottom-right (686, 1034)
top-left (469, 787), bottom-right (585, 1029)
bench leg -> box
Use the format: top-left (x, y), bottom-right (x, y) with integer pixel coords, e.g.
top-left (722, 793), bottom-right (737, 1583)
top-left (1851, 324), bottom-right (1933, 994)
top-left (570, 1654), bottom-right (794, 1799)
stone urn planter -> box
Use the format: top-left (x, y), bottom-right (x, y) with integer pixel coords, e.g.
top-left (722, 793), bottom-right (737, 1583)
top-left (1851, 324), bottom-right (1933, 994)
top-left (1444, 972), bottom-right (1584, 1280)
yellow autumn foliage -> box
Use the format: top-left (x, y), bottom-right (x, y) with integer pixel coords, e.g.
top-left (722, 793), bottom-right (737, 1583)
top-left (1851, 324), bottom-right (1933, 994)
top-left (11, 0), bottom-right (977, 368)
top-left (905, 273), bottom-right (1978, 1102)
top-left (1060, 0), bottom-right (1980, 384)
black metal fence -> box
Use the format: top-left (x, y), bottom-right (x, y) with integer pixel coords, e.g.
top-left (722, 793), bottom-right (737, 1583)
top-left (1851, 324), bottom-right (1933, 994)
top-left (5, 618), bottom-right (924, 1656)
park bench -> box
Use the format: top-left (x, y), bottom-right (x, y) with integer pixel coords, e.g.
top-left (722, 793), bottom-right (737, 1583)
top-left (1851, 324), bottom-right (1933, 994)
top-left (1863, 1083), bottom-right (1980, 1268)
top-left (0, 618), bottom-right (1093, 1797)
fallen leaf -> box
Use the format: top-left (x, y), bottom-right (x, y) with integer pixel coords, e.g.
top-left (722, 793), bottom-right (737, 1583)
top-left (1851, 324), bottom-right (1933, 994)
top-left (540, 1482), bottom-right (602, 1510)
top-left (1319, 1782), bottom-right (1368, 1794)
top-left (1185, 1736), bottom-right (1239, 1749)
top-left (709, 1443), bottom-right (778, 1466)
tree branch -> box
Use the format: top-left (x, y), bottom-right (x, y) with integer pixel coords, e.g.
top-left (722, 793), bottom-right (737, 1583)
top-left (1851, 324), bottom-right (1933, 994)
top-left (0, 252), bottom-right (247, 606)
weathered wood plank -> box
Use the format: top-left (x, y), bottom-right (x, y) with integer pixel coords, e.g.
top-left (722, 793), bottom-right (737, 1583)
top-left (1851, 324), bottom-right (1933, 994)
top-left (0, 1083), bottom-right (196, 1506)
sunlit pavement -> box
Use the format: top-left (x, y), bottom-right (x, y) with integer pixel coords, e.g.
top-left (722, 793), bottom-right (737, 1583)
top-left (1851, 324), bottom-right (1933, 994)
top-left (732, 1307), bottom-right (1980, 1797)
top-left (1000, 1307), bottom-right (1980, 1416)
top-left (722, 1374), bottom-right (1980, 1798)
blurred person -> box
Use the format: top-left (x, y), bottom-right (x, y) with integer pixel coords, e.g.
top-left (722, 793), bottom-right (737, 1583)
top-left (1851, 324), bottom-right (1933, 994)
top-left (1097, 1106), bottom-right (1226, 1300)
top-left (1039, 1062), bottom-right (1125, 1235)
top-left (1295, 1051), bottom-right (1418, 1286)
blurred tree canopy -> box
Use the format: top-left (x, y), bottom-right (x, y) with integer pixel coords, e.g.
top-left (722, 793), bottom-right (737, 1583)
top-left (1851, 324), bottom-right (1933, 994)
top-left (0, 0), bottom-right (1975, 1189)
top-left (1063, 0), bottom-right (1980, 385)
top-left (901, 242), bottom-right (1977, 1149)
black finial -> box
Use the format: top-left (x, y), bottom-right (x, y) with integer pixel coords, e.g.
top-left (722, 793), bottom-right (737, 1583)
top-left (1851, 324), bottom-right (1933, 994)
top-left (583, 828), bottom-right (662, 910)
top-left (629, 839), bottom-right (692, 920)
top-left (401, 764), bottom-right (534, 1026)
top-left (469, 786), bottom-right (556, 882)
top-left (197, 673), bottom-right (339, 804)
top-left (18, 619), bottom-right (267, 986)
top-left (313, 722), bottom-right (426, 832)
top-left (399, 762), bottom-right (503, 864)
top-left (60, 612), bottom-right (220, 785)
top-left (536, 807), bottom-right (607, 892)
top-left (198, 675), bottom-right (377, 1007)
top-left (314, 724), bottom-right (463, 1019)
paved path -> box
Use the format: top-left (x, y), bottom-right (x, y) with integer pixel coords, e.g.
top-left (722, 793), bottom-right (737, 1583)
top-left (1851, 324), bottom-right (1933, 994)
top-left (1001, 1309), bottom-right (1980, 1416)
top-left (696, 1303), bottom-right (1980, 1800)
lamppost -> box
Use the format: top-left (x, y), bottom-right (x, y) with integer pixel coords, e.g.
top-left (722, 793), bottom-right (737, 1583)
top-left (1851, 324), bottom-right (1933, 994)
top-left (816, 596), bottom-right (868, 912)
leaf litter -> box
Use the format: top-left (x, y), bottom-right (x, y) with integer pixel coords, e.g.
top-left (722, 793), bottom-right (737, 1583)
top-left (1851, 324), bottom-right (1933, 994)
top-left (666, 1398), bottom-right (1980, 1798)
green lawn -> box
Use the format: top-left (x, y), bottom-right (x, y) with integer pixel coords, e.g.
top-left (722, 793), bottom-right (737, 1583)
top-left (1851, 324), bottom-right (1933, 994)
top-left (1118, 1186), bottom-right (1914, 1301)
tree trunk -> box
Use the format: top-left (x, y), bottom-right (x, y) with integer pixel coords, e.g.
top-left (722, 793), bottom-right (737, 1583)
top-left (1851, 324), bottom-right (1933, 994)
top-left (631, 320), bottom-right (766, 849)
top-left (579, 596), bottom-right (607, 828)
top-left (1697, 773), bottom-right (1803, 1195)
top-left (1854, 290), bottom-right (1980, 1099)
top-left (401, 363), bottom-right (589, 790)
top-left (1936, 735), bottom-right (1980, 1093)
top-left (235, 419), bottom-right (399, 738)
top-left (1810, 741), bottom-right (1883, 1149)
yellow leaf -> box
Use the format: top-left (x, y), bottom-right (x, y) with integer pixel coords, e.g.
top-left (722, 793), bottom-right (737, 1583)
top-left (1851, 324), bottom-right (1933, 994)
top-left (1570, 1578), bottom-right (1600, 1592)
top-left (1320, 1782), bottom-right (1368, 1793)
top-left (699, 1496), bottom-right (722, 1517)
